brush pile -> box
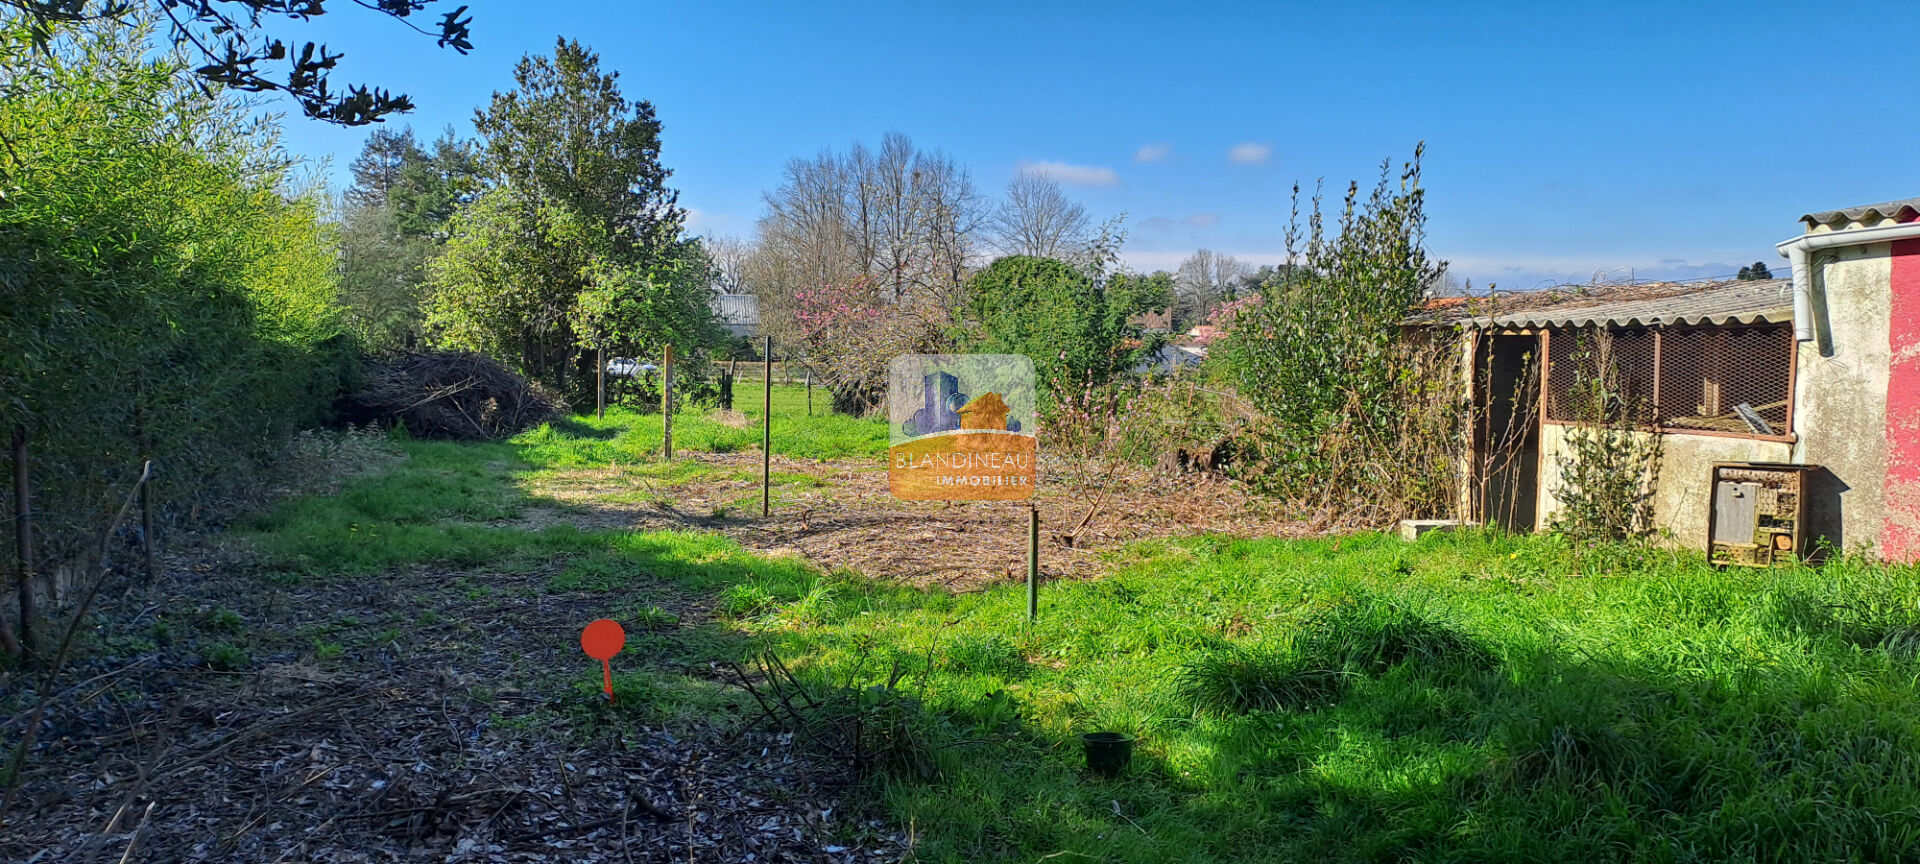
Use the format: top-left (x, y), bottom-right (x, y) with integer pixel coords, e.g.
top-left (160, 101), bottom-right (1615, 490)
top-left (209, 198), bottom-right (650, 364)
top-left (339, 351), bottom-right (562, 440)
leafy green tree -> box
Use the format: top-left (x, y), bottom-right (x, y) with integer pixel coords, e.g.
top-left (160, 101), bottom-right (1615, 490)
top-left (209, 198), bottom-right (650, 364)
top-left (337, 126), bottom-right (477, 349)
top-left (425, 38), bottom-right (706, 398)
top-left (337, 200), bottom-right (436, 348)
top-left (575, 237), bottom-right (726, 365)
top-left (470, 37), bottom-right (680, 253)
top-left (1, 0), bottom-right (473, 125)
top-left (390, 128), bottom-right (480, 239)
top-left (959, 256), bottom-right (1170, 399)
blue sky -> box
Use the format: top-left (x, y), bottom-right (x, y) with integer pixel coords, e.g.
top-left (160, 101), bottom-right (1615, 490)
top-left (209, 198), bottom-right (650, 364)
top-left (276, 0), bottom-right (1920, 290)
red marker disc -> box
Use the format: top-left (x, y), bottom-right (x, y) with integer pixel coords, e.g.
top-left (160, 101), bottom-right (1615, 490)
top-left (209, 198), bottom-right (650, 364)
top-left (581, 619), bottom-right (626, 701)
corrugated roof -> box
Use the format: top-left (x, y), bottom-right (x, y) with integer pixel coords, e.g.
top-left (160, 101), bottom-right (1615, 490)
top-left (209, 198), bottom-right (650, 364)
top-left (1801, 198), bottom-right (1920, 229)
top-left (1445, 279), bottom-right (1793, 330)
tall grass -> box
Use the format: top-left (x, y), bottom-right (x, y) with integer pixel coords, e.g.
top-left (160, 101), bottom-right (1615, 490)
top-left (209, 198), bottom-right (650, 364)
top-left (770, 531), bottom-right (1920, 863)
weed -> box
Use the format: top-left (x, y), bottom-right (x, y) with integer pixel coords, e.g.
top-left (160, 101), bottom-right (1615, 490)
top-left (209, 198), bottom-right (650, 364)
top-left (632, 605), bottom-right (680, 630)
top-left (1176, 598), bottom-right (1488, 716)
top-left (1175, 642), bottom-right (1340, 715)
top-left (719, 584), bottom-right (777, 619)
top-left (203, 607), bottom-right (245, 634)
top-left (201, 642), bottom-right (248, 671)
top-left (940, 635), bottom-right (1029, 676)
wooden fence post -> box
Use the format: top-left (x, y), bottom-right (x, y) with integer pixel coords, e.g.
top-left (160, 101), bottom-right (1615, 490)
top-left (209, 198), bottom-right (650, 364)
top-left (662, 344), bottom-right (675, 460)
top-left (762, 337), bottom-right (773, 517)
top-left (805, 367), bottom-right (812, 416)
top-left (12, 425), bottom-right (33, 656)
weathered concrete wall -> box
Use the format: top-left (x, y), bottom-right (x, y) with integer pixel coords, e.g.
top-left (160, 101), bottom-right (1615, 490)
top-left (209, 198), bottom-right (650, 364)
top-left (1884, 238), bottom-right (1920, 560)
top-left (1791, 242), bottom-right (1893, 557)
top-left (1535, 424), bottom-right (1789, 549)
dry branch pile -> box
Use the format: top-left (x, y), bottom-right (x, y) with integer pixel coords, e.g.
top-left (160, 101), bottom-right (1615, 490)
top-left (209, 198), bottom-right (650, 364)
top-left (339, 351), bottom-right (562, 440)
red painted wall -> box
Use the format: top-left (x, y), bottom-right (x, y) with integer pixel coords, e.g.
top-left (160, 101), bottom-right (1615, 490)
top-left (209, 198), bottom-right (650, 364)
top-left (1886, 237), bottom-right (1920, 561)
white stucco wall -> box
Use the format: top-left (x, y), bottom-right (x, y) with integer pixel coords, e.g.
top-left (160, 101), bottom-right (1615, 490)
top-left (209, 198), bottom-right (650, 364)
top-left (1790, 242), bottom-right (1893, 557)
top-left (1535, 424), bottom-right (1791, 549)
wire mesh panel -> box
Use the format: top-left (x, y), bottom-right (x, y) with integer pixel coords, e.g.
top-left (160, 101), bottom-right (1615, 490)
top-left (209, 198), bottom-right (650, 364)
top-left (1657, 325), bottom-right (1792, 435)
top-left (1655, 328), bottom-right (1710, 425)
top-left (1543, 327), bottom-right (1655, 423)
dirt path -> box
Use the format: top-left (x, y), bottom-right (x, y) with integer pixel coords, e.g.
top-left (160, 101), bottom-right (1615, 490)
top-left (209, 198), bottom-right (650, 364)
top-left (524, 451), bottom-right (1310, 591)
top-left (1, 544), bottom-right (903, 863)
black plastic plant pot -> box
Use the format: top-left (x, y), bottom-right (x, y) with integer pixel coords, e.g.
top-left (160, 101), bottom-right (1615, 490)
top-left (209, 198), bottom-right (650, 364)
top-left (1081, 732), bottom-right (1135, 777)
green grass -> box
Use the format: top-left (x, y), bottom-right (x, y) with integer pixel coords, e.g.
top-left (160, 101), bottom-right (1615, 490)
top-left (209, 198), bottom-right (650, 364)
top-left (243, 386), bottom-right (881, 576)
top-left (235, 409), bottom-right (1920, 861)
top-left (521, 385), bottom-right (887, 466)
top-left (758, 531), bottom-right (1920, 863)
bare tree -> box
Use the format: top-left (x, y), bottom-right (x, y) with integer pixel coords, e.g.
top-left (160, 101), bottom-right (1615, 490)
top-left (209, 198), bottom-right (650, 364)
top-left (749, 132), bottom-right (985, 390)
top-left (989, 171), bottom-right (1091, 261)
top-left (1173, 249), bottom-right (1249, 329)
top-left (703, 234), bottom-right (752, 295)
top-left (758, 149), bottom-right (859, 290)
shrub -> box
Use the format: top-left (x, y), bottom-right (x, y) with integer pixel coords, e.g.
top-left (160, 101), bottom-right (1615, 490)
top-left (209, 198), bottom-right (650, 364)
top-left (957, 257), bottom-right (1170, 405)
top-left (1548, 330), bottom-right (1662, 542)
top-left (0, 17), bottom-right (354, 569)
top-left (1208, 146), bottom-right (1464, 522)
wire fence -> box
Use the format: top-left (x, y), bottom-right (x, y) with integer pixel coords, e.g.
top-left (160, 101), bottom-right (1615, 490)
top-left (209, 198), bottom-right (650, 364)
top-left (1542, 324), bottom-right (1794, 436)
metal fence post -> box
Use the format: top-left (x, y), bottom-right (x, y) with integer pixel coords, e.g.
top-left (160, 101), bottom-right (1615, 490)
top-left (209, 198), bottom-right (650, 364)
top-left (1027, 505), bottom-right (1040, 622)
top-left (762, 337), bottom-right (773, 517)
top-left (662, 344), bottom-right (675, 459)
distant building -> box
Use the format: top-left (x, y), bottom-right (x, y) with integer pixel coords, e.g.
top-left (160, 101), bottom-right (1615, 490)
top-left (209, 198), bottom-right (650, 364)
top-left (713, 293), bottom-right (759, 337)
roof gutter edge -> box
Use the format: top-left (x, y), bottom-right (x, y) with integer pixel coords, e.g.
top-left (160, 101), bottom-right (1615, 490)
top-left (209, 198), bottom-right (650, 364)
top-left (1776, 221), bottom-right (1920, 347)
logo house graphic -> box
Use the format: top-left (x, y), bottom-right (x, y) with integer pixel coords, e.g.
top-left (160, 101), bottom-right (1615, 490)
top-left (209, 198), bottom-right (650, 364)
top-left (887, 355), bottom-right (1036, 501)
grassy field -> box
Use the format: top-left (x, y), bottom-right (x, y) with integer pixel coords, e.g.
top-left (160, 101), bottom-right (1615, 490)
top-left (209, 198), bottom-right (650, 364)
top-left (247, 385), bottom-right (883, 574)
top-left (231, 405), bottom-right (1920, 862)
top-left (535, 383), bottom-right (888, 464)
top-left (768, 533), bottom-right (1920, 862)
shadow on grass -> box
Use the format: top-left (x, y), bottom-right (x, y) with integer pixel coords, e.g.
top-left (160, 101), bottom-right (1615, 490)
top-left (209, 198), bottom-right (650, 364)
top-left (548, 416), bottom-right (623, 440)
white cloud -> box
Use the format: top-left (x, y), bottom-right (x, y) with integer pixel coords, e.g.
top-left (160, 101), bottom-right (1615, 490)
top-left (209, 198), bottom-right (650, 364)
top-left (1183, 213), bottom-right (1220, 227)
top-left (1134, 143), bottom-right (1171, 163)
top-left (1018, 159), bottom-right (1119, 187)
top-left (1138, 216), bottom-right (1176, 231)
top-left (685, 208), bottom-right (732, 233)
top-left (1227, 142), bottom-right (1272, 165)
